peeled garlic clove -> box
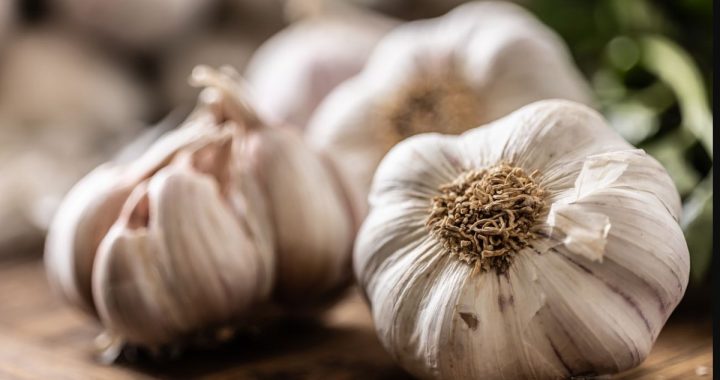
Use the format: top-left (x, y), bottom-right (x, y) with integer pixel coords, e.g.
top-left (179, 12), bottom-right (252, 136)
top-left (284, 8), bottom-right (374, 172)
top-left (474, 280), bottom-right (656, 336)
top-left (355, 100), bottom-right (689, 379)
top-left (93, 138), bottom-right (274, 347)
top-left (244, 9), bottom-right (396, 129)
top-left (306, 1), bottom-right (593, 227)
top-left (192, 66), bottom-right (354, 305)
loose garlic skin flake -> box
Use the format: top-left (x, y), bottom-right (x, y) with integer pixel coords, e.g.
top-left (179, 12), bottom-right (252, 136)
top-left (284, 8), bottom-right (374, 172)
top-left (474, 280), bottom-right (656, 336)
top-left (355, 100), bottom-right (689, 379)
top-left (307, 1), bottom-right (593, 227)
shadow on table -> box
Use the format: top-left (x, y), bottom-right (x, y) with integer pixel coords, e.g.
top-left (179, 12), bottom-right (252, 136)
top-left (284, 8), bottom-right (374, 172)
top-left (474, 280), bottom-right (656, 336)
top-left (114, 317), bottom-right (413, 380)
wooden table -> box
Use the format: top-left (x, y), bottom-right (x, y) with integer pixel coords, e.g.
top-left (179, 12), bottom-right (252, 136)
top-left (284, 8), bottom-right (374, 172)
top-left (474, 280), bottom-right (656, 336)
top-left (0, 253), bottom-right (712, 379)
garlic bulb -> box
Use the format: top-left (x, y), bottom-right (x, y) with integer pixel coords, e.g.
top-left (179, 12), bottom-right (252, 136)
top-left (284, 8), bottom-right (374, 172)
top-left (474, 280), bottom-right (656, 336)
top-left (0, 29), bottom-right (148, 254)
top-left (244, 9), bottom-right (396, 129)
top-left (46, 103), bottom-right (276, 347)
top-left (306, 1), bottom-right (593, 227)
top-left (45, 65), bottom-right (353, 348)
top-left (54, 0), bottom-right (219, 49)
top-left (355, 100), bottom-right (689, 379)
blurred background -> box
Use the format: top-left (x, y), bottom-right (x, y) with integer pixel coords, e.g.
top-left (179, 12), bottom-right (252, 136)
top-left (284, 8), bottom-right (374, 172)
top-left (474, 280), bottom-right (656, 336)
top-left (0, 0), bottom-right (712, 314)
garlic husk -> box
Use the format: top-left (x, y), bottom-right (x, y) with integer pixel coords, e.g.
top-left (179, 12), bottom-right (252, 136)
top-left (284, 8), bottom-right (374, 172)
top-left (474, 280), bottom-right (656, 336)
top-left (93, 137), bottom-right (274, 346)
top-left (53, 0), bottom-right (219, 50)
top-left (193, 66), bottom-right (354, 305)
top-left (306, 1), bottom-right (593, 228)
top-left (355, 100), bottom-right (689, 379)
top-left (244, 8), bottom-right (396, 129)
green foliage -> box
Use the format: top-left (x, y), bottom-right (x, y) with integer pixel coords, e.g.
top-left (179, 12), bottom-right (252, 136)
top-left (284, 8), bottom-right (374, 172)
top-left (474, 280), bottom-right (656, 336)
top-left (528, 0), bottom-right (713, 281)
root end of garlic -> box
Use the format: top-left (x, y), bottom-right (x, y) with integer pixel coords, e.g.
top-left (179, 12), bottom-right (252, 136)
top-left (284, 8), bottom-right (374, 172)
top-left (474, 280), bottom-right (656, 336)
top-left (426, 163), bottom-right (546, 273)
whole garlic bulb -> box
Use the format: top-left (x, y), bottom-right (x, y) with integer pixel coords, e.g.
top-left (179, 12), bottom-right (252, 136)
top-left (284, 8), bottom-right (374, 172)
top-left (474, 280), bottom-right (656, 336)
top-left (244, 9), bottom-right (396, 129)
top-left (45, 66), bottom-right (353, 348)
top-left (355, 100), bottom-right (689, 379)
top-left (306, 1), bottom-right (593, 228)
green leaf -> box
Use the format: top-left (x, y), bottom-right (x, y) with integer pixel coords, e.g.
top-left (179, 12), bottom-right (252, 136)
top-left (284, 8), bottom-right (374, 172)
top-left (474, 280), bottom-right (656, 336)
top-left (642, 129), bottom-right (700, 196)
top-left (640, 35), bottom-right (713, 157)
top-left (681, 174), bottom-right (713, 281)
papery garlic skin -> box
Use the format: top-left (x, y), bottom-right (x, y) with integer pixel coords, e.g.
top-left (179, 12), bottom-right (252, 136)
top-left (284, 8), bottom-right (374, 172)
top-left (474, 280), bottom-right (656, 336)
top-left (46, 65), bottom-right (353, 348)
top-left (307, 1), bottom-right (593, 228)
top-left (244, 12), bottom-right (395, 129)
top-left (93, 138), bottom-right (273, 346)
top-left (355, 100), bottom-right (689, 379)
top-left (44, 112), bottom-right (223, 314)
top-left (195, 66), bottom-right (354, 305)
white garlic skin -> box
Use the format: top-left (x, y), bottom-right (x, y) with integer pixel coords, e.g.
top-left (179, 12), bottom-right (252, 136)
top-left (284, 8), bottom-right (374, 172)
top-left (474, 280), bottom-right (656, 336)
top-left (54, 0), bottom-right (219, 49)
top-left (46, 66), bottom-right (355, 346)
top-left (242, 125), bottom-right (354, 304)
top-left (92, 138), bottom-right (274, 346)
top-left (355, 100), bottom-right (689, 379)
top-left (306, 1), bottom-right (593, 228)
top-left (45, 109), bottom-right (276, 347)
top-left (244, 12), bottom-right (395, 129)
top-left (195, 66), bottom-right (355, 305)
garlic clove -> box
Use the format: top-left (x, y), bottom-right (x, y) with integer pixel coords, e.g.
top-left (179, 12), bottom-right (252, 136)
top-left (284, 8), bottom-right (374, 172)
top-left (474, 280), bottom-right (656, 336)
top-left (44, 164), bottom-right (136, 315)
top-left (192, 65), bottom-right (355, 305)
top-left (93, 138), bottom-right (273, 347)
top-left (243, 126), bottom-right (354, 303)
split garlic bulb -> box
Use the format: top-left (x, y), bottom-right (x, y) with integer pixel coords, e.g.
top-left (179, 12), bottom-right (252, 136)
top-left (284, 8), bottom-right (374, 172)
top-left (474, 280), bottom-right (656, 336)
top-left (244, 10), bottom-right (396, 129)
top-left (45, 66), bottom-right (353, 348)
top-left (306, 1), bottom-right (593, 227)
top-left (355, 100), bottom-right (689, 379)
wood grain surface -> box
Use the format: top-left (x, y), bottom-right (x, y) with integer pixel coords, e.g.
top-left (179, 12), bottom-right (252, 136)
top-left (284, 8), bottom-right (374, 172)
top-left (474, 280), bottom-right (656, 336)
top-left (0, 254), bottom-right (712, 380)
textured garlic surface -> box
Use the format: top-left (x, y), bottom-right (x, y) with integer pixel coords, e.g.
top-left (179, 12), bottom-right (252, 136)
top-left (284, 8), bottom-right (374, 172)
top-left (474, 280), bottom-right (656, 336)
top-left (244, 11), bottom-right (395, 129)
top-left (306, 1), bottom-right (593, 228)
top-left (45, 66), bottom-right (354, 349)
top-left (355, 100), bottom-right (689, 379)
